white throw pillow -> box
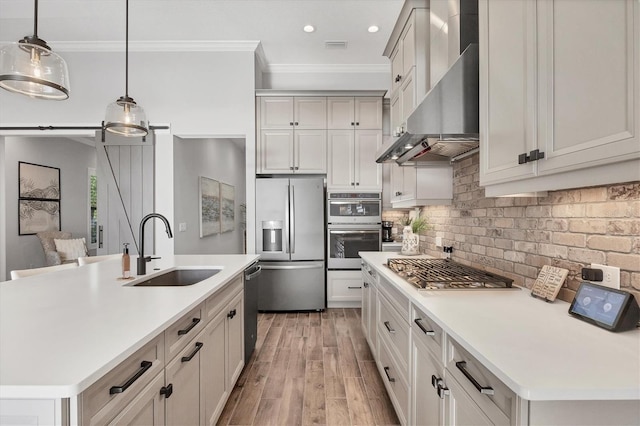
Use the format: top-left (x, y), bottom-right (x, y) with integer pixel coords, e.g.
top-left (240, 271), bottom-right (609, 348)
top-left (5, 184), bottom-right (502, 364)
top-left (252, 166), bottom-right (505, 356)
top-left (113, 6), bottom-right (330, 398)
top-left (54, 238), bottom-right (88, 262)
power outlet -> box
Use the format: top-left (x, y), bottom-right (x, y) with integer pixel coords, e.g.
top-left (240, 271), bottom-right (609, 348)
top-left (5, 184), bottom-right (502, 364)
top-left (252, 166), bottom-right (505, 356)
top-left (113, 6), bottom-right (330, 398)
top-left (435, 236), bottom-right (443, 247)
top-left (589, 263), bottom-right (620, 290)
top-left (178, 222), bottom-right (187, 232)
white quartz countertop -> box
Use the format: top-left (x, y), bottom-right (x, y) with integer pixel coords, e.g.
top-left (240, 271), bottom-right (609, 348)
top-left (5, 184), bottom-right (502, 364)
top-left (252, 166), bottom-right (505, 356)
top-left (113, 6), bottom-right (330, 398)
top-left (360, 252), bottom-right (640, 401)
top-left (0, 254), bottom-right (258, 399)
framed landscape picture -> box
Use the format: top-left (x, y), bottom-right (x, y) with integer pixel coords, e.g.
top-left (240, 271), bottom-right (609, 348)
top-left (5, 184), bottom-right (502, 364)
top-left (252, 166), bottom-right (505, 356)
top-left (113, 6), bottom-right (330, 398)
top-left (18, 162), bottom-right (61, 235)
top-left (199, 176), bottom-right (220, 237)
top-left (220, 182), bottom-right (235, 233)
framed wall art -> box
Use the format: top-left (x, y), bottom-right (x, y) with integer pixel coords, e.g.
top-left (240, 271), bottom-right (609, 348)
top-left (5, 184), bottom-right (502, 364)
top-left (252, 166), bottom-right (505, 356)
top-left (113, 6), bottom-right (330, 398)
top-left (18, 162), bottom-right (61, 235)
top-left (199, 176), bottom-right (220, 237)
top-left (220, 182), bottom-right (235, 233)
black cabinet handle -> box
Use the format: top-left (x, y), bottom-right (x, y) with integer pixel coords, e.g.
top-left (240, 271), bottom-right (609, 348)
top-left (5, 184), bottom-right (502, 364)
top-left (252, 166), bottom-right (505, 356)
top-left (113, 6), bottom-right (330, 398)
top-left (355, 182), bottom-right (360, 186)
top-left (347, 286), bottom-right (362, 289)
top-left (351, 122), bottom-right (355, 126)
top-left (356, 122), bottom-right (360, 126)
top-left (160, 383), bottom-right (173, 398)
top-left (363, 282), bottom-right (369, 288)
top-left (289, 121), bottom-right (294, 126)
top-left (395, 74), bottom-right (402, 82)
top-left (109, 361), bottom-right (152, 395)
top-left (431, 374), bottom-right (440, 388)
top-left (177, 318), bottom-right (200, 336)
top-left (294, 166), bottom-right (299, 170)
top-left (518, 149), bottom-right (545, 164)
top-left (295, 121), bottom-right (299, 126)
top-left (227, 309), bottom-right (237, 319)
top-left (456, 361), bottom-right (495, 395)
top-left (437, 383), bottom-right (450, 399)
top-left (383, 321), bottom-right (395, 333)
top-left (414, 318), bottom-right (436, 336)
top-left (383, 366), bottom-right (395, 383)
top-left (395, 191), bottom-right (402, 196)
top-left (181, 342), bottom-right (204, 363)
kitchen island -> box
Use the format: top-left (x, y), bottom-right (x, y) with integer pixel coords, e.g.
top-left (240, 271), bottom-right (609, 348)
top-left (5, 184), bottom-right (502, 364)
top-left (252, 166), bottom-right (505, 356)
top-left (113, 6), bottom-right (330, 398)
top-left (360, 251), bottom-right (640, 425)
top-left (0, 254), bottom-right (258, 424)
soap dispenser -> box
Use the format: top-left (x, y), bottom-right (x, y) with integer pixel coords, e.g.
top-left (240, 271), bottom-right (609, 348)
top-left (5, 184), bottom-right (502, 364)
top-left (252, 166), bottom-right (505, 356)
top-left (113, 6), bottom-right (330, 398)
top-left (122, 243), bottom-right (130, 278)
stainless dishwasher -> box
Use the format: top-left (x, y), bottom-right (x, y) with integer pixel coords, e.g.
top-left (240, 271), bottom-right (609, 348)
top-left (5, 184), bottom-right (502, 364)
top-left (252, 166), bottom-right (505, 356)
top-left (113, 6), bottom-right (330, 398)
top-left (244, 261), bottom-right (262, 364)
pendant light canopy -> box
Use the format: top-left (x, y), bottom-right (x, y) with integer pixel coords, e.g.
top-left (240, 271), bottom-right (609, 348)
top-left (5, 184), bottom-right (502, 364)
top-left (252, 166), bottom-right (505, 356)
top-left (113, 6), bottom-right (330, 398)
top-left (104, 0), bottom-right (148, 137)
top-left (0, 0), bottom-right (70, 100)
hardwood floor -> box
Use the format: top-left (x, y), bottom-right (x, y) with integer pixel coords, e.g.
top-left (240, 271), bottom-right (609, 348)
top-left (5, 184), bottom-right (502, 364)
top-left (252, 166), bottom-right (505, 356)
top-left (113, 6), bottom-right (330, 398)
top-left (217, 309), bottom-right (400, 426)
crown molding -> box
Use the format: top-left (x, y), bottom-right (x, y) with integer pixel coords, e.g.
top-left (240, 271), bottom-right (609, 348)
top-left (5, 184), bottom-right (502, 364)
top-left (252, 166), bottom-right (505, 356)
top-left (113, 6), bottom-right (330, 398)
top-left (50, 40), bottom-right (261, 53)
top-left (266, 63), bottom-right (390, 74)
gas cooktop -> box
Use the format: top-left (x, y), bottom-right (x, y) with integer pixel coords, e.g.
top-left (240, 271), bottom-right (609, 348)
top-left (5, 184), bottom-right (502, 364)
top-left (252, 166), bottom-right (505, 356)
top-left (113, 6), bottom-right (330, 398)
top-left (386, 258), bottom-right (515, 290)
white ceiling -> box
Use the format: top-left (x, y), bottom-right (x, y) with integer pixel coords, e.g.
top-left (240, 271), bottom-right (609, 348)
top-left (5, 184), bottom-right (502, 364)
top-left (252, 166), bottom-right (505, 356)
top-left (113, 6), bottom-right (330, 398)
top-left (0, 0), bottom-right (405, 69)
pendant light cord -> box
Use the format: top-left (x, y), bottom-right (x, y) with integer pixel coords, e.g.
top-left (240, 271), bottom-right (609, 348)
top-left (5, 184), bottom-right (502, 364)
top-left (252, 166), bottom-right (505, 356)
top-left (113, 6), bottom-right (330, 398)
top-left (33, 0), bottom-right (39, 37)
top-left (125, 0), bottom-right (129, 98)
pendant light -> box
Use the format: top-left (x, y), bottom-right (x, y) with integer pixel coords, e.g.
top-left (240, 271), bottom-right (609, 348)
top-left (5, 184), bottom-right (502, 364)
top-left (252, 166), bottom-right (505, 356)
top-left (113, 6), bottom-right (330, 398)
top-left (0, 0), bottom-right (70, 100)
top-left (104, 0), bottom-right (148, 137)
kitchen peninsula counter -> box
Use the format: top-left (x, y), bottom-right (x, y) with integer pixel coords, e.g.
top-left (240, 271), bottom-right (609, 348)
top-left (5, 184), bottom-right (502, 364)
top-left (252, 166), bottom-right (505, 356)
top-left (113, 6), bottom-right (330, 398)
top-left (0, 254), bottom-right (258, 399)
top-left (360, 251), bottom-right (640, 402)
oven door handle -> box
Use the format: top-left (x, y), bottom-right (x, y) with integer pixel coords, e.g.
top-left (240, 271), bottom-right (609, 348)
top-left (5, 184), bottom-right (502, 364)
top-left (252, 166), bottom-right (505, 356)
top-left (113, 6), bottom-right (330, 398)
top-left (329, 230), bottom-right (380, 234)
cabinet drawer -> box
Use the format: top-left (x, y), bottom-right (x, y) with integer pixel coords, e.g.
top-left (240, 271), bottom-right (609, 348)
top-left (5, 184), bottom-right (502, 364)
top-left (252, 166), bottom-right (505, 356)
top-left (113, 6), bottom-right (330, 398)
top-left (377, 276), bottom-right (410, 319)
top-left (165, 304), bottom-right (205, 361)
top-left (205, 275), bottom-right (243, 321)
top-left (378, 332), bottom-right (409, 426)
top-left (411, 303), bottom-right (444, 362)
top-left (377, 292), bottom-right (410, 379)
top-left (80, 334), bottom-right (165, 425)
top-left (328, 275), bottom-right (363, 301)
top-left (446, 337), bottom-right (515, 424)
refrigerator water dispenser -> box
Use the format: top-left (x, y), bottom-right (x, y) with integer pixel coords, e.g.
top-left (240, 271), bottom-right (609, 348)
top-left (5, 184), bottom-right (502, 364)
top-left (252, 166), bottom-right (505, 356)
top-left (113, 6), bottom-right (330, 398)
top-left (262, 220), bottom-right (283, 252)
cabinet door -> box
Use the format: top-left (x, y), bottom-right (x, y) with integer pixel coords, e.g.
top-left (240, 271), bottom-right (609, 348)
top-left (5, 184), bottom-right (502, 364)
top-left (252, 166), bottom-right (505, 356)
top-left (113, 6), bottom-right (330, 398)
top-left (390, 92), bottom-right (402, 134)
top-left (166, 339), bottom-right (203, 426)
top-left (260, 130), bottom-right (294, 173)
top-left (536, 0), bottom-right (640, 174)
top-left (391, 46), bottom-right (403, 93)
top-left (327, 130), bottom-right (355, 189)
top-left (295, 129), bottom-right (327, 173)
top-left (361, 273), bottom-right (370, 338)
top-left (479, 0), bottom-right (537, 186)
top-left (108, 372), bottom-right (166, 426)
top-left (367, 285), bottom-right (378, 353)
top-left (401, 167), bottom-right (417, 201)
top-left (400, 68), bottom-right (416, 126)
top-left (202, 311), bottom-right (227, 426)
top-left (327, 97), bottom-right (356, 129)
top-left (226, 292), bottom-right (244, 390)
top-left (294, 97), bottom-right (327, 129)
top-left (354, 130), bottom-right (382, 190)
top-left (260, 97), bottom-right (294, 129)
top-left (412, 336), bottom-right (445, 426)
top-left (401, 12), bottom-right (416, 74)
top-left (355, 97), bottom-right (383, 129)
top-left (446, 375), bottom-right (494, 426)
top-left (390, 164), bottom-right (405, 203)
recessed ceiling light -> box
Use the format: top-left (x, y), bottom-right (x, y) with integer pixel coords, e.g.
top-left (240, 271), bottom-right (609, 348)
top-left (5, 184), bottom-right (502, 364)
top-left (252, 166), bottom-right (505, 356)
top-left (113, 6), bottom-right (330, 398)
top-left (303, 25), bottom-right (315, 33)
top-left (368, 25), bottom-right (379, 33)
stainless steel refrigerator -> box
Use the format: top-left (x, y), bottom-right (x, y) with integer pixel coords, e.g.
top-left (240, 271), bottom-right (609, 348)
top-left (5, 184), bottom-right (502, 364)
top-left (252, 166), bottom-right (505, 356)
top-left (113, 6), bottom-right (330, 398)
top-left (256, 177), bottom-right (325, 311)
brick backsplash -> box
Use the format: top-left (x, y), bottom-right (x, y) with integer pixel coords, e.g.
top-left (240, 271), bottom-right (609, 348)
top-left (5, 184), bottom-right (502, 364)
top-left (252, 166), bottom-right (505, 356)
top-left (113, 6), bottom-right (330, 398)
top-left (383, 153), bottom-right (640, 303)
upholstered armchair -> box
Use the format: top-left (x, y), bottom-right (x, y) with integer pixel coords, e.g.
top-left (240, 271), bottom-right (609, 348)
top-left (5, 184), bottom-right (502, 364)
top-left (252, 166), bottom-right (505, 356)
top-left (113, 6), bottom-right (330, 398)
top-left (36, 231), bottom-right (74, 266)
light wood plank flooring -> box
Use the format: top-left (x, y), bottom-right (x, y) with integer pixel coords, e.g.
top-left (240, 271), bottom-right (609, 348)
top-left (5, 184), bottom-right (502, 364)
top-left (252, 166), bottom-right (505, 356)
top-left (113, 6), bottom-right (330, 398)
top-left (217, 309), bottom-right (400, 426)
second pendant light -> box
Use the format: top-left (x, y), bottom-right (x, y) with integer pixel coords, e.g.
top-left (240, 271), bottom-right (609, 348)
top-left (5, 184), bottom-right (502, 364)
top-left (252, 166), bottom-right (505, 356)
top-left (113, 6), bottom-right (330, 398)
top-left (104, 0), bottom-right (148, 137)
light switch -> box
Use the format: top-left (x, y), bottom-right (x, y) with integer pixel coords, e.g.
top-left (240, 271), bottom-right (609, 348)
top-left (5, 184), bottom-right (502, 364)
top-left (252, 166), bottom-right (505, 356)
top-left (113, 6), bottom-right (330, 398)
top-left (179, 223), bottom-right (187, 232)
top-left (435, 236), bottom-right (443, 247)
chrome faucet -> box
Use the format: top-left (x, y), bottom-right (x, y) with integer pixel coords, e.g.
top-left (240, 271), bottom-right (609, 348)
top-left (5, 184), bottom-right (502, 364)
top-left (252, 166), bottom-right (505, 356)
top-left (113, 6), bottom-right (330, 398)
top-left (137, 213), bottom-right (173, 275)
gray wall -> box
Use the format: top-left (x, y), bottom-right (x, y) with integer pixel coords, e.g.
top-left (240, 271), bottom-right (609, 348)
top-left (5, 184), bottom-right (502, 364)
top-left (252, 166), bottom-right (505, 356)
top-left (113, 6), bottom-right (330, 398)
top-left (4, 137), bottom-right (97, 278)
top-left (173, 137), bottom-right (246, 255)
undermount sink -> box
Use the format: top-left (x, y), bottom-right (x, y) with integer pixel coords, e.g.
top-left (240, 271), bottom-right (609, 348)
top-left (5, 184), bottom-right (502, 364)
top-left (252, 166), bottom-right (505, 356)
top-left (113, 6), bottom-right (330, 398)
top-left (132, 269), bottom-right (221, 287)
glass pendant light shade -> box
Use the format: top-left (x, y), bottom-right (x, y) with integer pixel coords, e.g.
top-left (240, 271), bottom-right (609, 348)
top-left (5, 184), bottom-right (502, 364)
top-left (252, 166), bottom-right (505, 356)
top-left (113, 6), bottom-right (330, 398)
top-left (0, 0), bottom-right (70, 101)
top-left (104, 95), bottom-right (148, 136)
top-left (0, 38), bottom-right (70, 100)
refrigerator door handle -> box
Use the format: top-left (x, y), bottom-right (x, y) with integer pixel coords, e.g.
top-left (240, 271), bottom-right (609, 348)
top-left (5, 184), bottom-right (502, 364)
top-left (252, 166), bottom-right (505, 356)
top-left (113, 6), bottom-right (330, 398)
top-left (290, 184), bottom-right (296, 254)
top-left (284, 185), bottom-right (290, 254)
top-left (261, 264), bottom-right (323, 270)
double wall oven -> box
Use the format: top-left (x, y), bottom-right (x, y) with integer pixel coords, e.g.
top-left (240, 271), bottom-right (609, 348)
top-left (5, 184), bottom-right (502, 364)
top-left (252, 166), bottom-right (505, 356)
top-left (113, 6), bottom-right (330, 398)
top-left (327, 192), bottom-right (381, 269)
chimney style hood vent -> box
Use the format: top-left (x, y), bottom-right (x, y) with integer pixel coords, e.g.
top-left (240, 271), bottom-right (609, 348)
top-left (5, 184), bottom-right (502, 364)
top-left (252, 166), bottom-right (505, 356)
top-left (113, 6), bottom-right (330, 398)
top-left (376, 43), bottom-right (479, 164)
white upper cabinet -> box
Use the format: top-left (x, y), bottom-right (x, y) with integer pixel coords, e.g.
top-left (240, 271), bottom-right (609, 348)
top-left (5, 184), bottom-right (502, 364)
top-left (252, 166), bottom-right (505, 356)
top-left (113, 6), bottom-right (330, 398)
top-left (259, 97), bottom-right (326, 129)
top-left (257, 96), bottom-right (327, 174)
top-left (327, 97), bottom-right (383, 130)
top-left (480, 0), bottom-right (640, 195)
top-left (327, 129), bottom-right (382, 190)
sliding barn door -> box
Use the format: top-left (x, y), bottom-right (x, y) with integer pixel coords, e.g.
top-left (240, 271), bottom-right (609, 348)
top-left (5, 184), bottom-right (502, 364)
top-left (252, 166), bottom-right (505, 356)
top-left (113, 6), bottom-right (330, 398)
top-left (95, 131), bottom-right (155, 256)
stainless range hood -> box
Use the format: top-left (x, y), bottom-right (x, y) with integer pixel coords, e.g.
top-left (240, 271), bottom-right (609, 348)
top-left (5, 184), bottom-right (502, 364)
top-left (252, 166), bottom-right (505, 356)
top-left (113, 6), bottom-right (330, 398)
top-left (376, 43), bottom-right (479, 165)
